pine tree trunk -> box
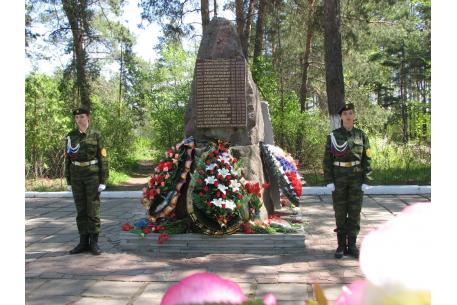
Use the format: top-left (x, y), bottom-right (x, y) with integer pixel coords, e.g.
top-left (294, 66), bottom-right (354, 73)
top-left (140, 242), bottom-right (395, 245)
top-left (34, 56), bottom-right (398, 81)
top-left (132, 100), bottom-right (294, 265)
top-left (62, 0), bottom-right (91, 108)
top-left (201, 0), bottom-right (210, 34)
top-left (235, 0), bottom-right (244, 51)
top-left (324, 0), bottom-right (344, 130)
top-left (253, 0), bottom-right (266, 65)
top-left (242, 0), bottom-right (256, 58)
top-left (299, 0), bottom-right (316, 113)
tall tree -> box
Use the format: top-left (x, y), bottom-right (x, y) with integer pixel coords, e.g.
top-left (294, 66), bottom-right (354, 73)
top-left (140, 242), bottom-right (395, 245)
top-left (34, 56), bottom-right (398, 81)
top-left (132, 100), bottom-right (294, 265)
top-left (62, 0), bottom-right (92, 107)
top-left (253, 0), bottom-right (266, 70)
top-left (298, 0), bottom-right (316, 112)
top-left (324, 0), bottom-right (344, 129)
top-left (201, 0), bottom-right (209, 34)
top-left (242, 0), bottom-right (256, 57)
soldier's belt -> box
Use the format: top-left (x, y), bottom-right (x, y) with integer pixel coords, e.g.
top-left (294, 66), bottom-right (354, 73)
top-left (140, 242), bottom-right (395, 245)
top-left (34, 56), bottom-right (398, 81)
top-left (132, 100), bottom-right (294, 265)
top-left (72, 160), bottom-right (98, 167)
top-left (333, 161), bottom-right (360, 167)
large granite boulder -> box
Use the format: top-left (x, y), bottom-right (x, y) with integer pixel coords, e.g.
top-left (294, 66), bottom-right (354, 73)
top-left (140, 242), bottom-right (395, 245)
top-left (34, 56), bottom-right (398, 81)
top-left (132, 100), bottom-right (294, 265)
top-left (183, 17), bottom-right (271, 219)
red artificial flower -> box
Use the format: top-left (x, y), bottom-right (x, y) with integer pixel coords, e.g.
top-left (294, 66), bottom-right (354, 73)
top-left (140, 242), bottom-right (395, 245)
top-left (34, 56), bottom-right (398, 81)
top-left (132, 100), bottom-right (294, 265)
top-left (240, 223), bottom-right (253, 234)
top-left (207, 201), bottom-right (213, 207)
top-left (203, 186), bottom-right (209, 192)
top-left (209, 152), bottom-right (214, 158)
top-left (161, 181), bottom-right (166, 187)
top-left (222, 194), bottom-right (226, 199)
top-left (214, 149), bottom-right (219, 154)
top-left (198, 192), bottom-right (204, 197)
top-left (218, 144), bottom-right (225, 151)
top-left (209, 170), bottom-right (214, 175)
top-left (155, 225), bottom-right (164, 232)
top-left (216, 191), bottom-right (221, 197)
top-left (237, 194), bottom-right (243, 199)
top-left (226, 175), bottom-right (231, 181)
top-left (197, 178), bottom-right (203, 185)
top-left (205, 159), bottom-right (211, 165)
top-left (233, 158), bottom-right (238, 163)
top-left (157, 233), bottom-right (169, 244)
top-left (143, 227), bottom-right (152, 234)
top-left (167, 148), bottom-right (174, 157)
top-left (236, 203), bottom-right (241, 209)
top-left (122, 223), bottom-right (133, 231)
top-left (262, 182), bottom-right (270, 189)
top-left (214, 181), bottom-right (219, 187)
top-left (217, 174), bottom-right (223, 180)
top-left (221, 203), bottom-right (226, 209)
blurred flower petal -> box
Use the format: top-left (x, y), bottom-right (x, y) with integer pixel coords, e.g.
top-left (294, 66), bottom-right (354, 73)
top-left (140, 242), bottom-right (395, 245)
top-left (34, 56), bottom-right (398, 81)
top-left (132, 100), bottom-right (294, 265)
top-left (360, 202), bottom-right (431, 291)
top-left (160, 272), bottom-right (248, 305)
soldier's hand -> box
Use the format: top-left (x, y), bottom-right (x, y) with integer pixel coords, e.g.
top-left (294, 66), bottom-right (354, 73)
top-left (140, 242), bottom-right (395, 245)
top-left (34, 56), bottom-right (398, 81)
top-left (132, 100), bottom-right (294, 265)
top-left (98, 184), bottom-right (106, 192)
top-left (67, 185), bottom-right (72, 192)
top-left (326, 183), bottom-right (335, 191)
top-left (361, 184), bottom-right (371, 191)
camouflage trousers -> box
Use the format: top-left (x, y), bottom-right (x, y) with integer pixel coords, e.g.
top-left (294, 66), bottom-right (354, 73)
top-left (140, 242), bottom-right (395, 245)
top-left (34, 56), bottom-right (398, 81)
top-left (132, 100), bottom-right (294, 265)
top-left (71, 173), bottom-right (101, 234)
top-left (331, 168), bottom-right (364, 237)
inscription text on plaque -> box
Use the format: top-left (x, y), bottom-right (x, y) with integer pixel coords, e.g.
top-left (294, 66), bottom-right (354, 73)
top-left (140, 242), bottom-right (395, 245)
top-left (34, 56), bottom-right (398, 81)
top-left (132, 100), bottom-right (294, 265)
top-left (196, 58), bottom-right (246, 128)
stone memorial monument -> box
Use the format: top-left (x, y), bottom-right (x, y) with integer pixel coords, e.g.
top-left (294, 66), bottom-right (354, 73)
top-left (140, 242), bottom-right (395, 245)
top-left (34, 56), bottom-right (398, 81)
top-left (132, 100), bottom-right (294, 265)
top-left (183, 17), bottom-right (273, 223)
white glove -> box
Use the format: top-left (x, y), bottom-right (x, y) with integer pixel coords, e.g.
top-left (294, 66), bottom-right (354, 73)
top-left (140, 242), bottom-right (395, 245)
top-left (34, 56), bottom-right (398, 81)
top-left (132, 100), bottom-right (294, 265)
top-left (98, 184), bottom-right (106, 192)
top-left (67, 185), bottom-right (72, 192)
top-left (326, 183), bottom-right (335, 191)
top-left (361, 184), bottom-right (370, 191)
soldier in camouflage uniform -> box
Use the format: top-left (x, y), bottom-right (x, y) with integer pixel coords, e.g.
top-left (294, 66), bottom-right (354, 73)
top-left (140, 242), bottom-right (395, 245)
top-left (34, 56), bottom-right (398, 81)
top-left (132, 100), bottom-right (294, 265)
top-left (65, 105), bottom-right (109, 255)
top-left (323, 103), bottom-right (372, 259)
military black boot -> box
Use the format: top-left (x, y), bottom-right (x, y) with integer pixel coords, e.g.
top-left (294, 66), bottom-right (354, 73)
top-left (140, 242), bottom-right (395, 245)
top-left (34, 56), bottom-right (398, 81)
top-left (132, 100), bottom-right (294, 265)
top-left (89, 233), bottom-right (102, 255)
top-left (334, 233), bottom-right (346, 259)
top-left (347, 235), bottom-right (359, 259)
top-left (69, 234), bottom-right (89, 254)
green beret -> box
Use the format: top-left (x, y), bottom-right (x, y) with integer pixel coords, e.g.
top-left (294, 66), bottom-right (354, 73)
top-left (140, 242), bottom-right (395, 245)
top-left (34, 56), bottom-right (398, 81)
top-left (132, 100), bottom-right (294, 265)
top-left (338, 103), bottom-right (354, 115)
top-left (72, 105), bottom-right (91, 116)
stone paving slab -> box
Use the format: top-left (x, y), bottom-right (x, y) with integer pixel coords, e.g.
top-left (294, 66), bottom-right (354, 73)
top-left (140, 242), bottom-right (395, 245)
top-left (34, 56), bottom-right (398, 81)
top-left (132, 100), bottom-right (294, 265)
top-left (25, 194), bottom-right (431, 304)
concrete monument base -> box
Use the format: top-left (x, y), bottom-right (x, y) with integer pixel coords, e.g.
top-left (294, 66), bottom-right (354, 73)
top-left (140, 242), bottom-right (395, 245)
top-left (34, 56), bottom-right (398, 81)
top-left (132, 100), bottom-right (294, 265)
top-left (120, 232), bottom-right (306, 255)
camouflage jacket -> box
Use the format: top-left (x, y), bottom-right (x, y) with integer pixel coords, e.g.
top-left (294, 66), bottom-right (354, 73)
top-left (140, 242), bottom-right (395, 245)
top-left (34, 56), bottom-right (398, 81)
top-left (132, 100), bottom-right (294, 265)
top-left (323, 127), bottom-right (373, 184)
top-left (64, 127), bottom-right (109, 185)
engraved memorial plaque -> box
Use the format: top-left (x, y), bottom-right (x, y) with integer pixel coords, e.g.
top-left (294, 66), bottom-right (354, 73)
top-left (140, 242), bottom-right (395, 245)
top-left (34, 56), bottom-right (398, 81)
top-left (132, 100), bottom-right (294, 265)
top-left (196, 58), bottom-right (246, 128)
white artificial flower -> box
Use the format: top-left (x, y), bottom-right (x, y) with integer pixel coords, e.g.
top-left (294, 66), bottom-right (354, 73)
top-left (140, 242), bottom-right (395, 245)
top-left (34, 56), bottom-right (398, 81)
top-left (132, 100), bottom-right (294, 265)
top-left (204, 176), bottom-right (217, 185)
top-left (229, 180), bottom-right (241, 192)
top-left (222, 200), bottom-right (236, 210)
top-left (212, 198), bottom-right (236, 210)
top-left (217, 152), bottom-right (231, 164)
top-left (205, 163), bottom-right (217, 171)
top-left (230, 168), bottom-right (239, 176)
top-left (217, 168), bottom-right (231, 178)
top-left (217, 184), bottom-right (228, 194)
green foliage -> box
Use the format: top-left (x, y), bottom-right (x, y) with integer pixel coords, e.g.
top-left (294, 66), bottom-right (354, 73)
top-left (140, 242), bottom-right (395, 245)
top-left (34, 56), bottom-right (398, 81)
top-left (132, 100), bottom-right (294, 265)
top-left (25, 73), bottom-right (72, 178)
top-left (144, 42), bottom-right (196, 151)
top-left (106, 169), bottom-right (130, 187)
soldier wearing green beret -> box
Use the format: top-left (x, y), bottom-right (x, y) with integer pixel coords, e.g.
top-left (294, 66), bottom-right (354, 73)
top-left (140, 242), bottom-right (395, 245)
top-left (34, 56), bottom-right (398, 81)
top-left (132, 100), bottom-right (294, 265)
top-left (65, 105), bottom-right (109, 255)
top-left (323, 103), bottom-right (373, 259)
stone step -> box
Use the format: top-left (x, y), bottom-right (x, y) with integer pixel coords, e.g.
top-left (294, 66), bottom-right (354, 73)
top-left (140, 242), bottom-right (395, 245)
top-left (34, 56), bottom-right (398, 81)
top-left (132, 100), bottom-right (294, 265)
top-left (120, 232), bottom-right (306, 255)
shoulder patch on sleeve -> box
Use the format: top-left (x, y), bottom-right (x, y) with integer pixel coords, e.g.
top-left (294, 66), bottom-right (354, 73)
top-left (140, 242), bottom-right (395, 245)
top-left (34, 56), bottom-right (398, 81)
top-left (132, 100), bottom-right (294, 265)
top-left (101, 148), bottom-right (107, 157)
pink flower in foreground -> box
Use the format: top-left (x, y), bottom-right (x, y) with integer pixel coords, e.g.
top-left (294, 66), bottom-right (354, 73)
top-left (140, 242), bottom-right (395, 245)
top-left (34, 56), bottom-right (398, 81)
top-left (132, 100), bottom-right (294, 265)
top-left (262, 292), bottom-right (277, 305)
top-left (332, 202), bottom-right (432, 305)
top-left (160, 272), bottom-right (248, 305)
top-left (360, 202), bottom-right (431, 291)
top-left (333, 280), bottom-right (367, 305)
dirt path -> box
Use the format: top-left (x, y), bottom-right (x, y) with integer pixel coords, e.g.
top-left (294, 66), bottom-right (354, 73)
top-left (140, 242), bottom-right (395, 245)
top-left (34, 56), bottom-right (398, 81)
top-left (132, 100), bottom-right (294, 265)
top-left (108, 160), bottom-right (154, 191)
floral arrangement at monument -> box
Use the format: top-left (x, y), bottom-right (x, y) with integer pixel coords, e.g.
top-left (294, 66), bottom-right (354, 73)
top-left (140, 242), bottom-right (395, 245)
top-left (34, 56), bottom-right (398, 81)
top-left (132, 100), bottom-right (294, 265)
top-left (260, 143), bottom-right (304, 204)
top-left (141, 137), bottom-right (195, 222)
top-left (187, 140), bottom-right (265, 234)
